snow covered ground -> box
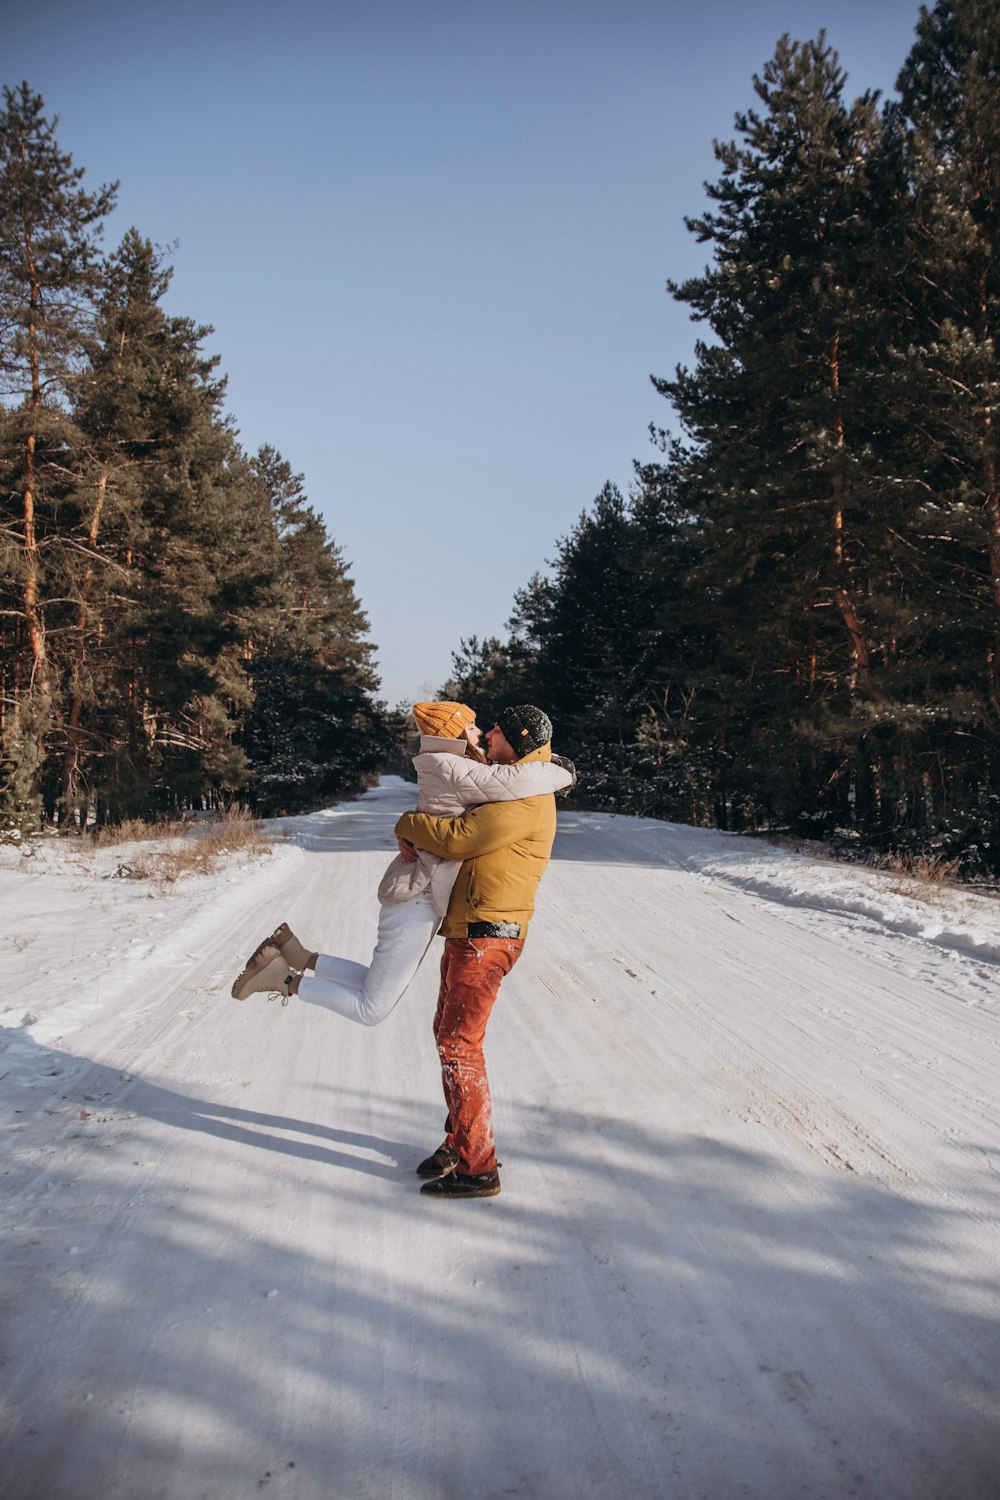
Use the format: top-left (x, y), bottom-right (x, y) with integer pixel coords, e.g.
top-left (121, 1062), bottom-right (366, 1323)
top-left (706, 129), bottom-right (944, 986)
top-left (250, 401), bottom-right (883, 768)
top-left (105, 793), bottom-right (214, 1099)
top-left (1, 777), bottom-right (998, 1500)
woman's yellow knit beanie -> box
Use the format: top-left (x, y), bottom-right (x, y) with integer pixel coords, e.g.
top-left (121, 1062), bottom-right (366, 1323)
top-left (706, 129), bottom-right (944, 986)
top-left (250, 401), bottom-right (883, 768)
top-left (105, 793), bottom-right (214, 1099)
top-left (412, 701), bottom-right (477, 738)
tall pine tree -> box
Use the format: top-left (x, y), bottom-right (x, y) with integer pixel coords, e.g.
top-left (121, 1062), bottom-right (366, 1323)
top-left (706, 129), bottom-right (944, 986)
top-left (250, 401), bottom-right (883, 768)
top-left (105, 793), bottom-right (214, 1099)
top-left (657, 35), bottom-right (917, 834)
top-left (241, 447), bottom-right (396, 814)
top-left (890, 0), bottom-right (1000, 846)
top-left (0, 82), bottom-right (116, 831)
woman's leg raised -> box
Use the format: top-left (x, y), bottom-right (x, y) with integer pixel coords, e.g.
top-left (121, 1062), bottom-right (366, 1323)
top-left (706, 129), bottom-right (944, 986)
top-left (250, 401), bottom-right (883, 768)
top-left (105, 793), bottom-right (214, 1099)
top-left (296, 892), bottom-right (440, 1026)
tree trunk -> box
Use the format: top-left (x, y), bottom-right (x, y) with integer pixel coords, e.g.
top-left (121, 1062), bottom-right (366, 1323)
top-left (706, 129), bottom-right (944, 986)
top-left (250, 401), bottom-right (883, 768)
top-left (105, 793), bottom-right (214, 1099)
top-left (22, 436), bottom-right (49, 700)
top-left (830, 328), bottom-right (873, 695)
top-left (982, 441), bottom-right (1000, 716)
top-left (62, 470), bottom-right (109, 810)
top-left (21, 210), bottom-right (50, 707)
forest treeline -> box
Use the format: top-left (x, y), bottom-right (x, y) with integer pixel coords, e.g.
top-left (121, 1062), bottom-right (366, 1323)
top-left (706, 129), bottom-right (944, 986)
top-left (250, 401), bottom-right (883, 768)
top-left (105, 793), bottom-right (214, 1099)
top-left (445, 1), bottom-right (1000, 871)
top-left (0, 84), bottom-right (399, 835)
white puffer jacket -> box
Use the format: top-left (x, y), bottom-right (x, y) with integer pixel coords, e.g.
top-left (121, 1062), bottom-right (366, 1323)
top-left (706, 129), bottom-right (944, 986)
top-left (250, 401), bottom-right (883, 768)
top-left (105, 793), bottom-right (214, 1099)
top-left (378, 735), bottom-right (574, 919)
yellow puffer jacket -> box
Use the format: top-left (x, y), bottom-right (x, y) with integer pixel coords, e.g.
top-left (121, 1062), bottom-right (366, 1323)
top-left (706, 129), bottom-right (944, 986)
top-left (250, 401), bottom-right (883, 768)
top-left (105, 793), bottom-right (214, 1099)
top-left (395, 743), bottom-right (558, 938)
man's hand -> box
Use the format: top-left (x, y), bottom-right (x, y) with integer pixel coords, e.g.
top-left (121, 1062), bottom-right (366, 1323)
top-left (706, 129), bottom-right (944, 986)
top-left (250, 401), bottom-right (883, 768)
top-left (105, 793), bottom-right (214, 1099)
top-left (397, 836), bottom-right (419, 863)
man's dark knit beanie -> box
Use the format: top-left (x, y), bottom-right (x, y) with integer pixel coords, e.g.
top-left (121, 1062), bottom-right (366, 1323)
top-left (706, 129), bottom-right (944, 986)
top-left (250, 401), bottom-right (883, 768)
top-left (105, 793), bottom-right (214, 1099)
top-left (497, 705), bottom-right (553, 756)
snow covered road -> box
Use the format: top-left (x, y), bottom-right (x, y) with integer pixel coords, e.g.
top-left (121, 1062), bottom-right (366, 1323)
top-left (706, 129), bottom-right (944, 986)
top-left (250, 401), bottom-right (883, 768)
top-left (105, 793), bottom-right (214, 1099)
top-left (2, 779), bottom-right (999, 1499)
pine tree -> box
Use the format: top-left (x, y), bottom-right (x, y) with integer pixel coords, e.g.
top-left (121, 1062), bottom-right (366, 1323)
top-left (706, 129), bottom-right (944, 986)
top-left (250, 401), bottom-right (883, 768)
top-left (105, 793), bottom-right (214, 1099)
top-left (891, 0), bottom-right (1000, 847)
top-left (62, 230), bottom-right (179, 814)
top-left (0, 82), bottom-right (116, 829)
top-left (1, 85), bottom-right (399, 828)
top-left (443, 479), bottom-right (701, 815)
top-left (241, 447), bottom-right (395, 814)
top-left (627, 455), bottom-right (726, 824)
top-left (505, 483), bottom-right (668, 801)
top-left (67, 230), bottom-right (271, 818)
top-left (657, 34), bottom-right (916, 834)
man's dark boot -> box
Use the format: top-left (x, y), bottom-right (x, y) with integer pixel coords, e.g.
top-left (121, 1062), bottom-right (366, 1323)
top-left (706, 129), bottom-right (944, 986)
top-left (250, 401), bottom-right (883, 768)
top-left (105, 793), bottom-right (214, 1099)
top-left (420, 1167), bottom-right (501, 1199)
top-left (415, 1142), bottom-right (459, 1180)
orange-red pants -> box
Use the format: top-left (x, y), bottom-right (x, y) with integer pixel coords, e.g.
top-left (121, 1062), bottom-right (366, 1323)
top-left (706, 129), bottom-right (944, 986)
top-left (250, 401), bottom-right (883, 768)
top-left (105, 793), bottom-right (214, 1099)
top-left (434, 936), bottom-right (524, 1175)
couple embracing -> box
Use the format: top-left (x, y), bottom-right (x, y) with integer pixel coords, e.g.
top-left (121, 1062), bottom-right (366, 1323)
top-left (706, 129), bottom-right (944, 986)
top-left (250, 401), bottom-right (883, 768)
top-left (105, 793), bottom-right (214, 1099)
top-left (231, 702), bottom-right (573, 1200)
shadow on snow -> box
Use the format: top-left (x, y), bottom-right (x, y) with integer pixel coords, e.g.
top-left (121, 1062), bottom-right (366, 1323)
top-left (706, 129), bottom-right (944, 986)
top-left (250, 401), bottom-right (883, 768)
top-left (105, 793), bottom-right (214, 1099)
top-left (1, 1022), bottom-right (998, 1500)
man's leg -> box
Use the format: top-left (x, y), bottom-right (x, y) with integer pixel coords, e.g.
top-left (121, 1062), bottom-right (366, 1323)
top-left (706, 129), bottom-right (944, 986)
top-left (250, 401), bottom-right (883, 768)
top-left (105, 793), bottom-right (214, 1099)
top-left (433, 936), bottom-right (524, 1175)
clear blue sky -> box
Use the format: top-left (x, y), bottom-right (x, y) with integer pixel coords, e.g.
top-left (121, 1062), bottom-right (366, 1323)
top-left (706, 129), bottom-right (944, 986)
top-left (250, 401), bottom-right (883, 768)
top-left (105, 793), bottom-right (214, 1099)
top-left (11, 0), bottom-right (924, 706)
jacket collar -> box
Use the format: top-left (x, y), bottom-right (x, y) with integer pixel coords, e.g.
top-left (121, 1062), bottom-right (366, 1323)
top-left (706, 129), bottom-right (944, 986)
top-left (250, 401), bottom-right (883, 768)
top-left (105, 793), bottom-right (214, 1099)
top-left (515, 740), bottom-right (552, 765)
top-left (418, 735), bottom-right (469, 757)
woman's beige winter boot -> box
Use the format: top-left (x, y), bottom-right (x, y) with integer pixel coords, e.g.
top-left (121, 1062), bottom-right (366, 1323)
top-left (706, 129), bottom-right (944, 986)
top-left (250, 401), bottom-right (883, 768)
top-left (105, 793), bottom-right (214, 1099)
top-left (231, 945), bottom-right (295, 1001)
top-left (243, 922), bottom-right (316, 975)
top-left (269, 922), bottom-right (316, 970)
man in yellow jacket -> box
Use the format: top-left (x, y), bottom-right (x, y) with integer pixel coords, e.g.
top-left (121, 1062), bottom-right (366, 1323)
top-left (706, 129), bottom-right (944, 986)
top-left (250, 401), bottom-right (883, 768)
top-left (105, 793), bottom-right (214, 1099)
top-left (395, 705), bottom-right (559, 1200)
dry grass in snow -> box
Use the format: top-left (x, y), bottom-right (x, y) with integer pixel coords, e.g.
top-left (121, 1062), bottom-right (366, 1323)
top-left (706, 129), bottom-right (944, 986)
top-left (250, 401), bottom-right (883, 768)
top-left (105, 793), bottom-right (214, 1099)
top-left (80, 808), bottom-right (274, 886)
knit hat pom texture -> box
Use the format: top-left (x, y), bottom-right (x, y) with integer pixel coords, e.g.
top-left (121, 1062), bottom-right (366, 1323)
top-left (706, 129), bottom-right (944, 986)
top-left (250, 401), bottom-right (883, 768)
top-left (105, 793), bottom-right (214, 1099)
top-left (496, 704), bottom-right (553, 755)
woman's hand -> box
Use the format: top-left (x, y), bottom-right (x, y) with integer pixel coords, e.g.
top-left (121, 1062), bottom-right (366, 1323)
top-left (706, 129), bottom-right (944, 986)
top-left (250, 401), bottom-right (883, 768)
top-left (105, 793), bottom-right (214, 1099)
top-left (397, 836), bottom-right (419, 863)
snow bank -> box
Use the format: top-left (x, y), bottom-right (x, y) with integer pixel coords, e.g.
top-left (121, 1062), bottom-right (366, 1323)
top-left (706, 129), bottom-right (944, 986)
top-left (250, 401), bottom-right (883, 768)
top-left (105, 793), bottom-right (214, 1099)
top-left (560, 809), bottom-right (999, 968)
top-left (0, 827), bottom-right (303, 1049)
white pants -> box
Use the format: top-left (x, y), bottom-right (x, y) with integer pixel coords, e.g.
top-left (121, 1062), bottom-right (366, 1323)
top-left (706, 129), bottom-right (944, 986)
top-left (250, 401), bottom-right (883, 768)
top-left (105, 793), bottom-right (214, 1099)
top-left (296, 892), bottom-right (440, 1026)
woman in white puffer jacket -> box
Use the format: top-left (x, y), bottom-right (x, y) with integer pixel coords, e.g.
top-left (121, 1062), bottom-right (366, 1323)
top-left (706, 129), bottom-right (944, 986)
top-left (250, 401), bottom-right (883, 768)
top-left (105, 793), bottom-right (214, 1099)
top-left (230, 701), bottom-right (573, 1024)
